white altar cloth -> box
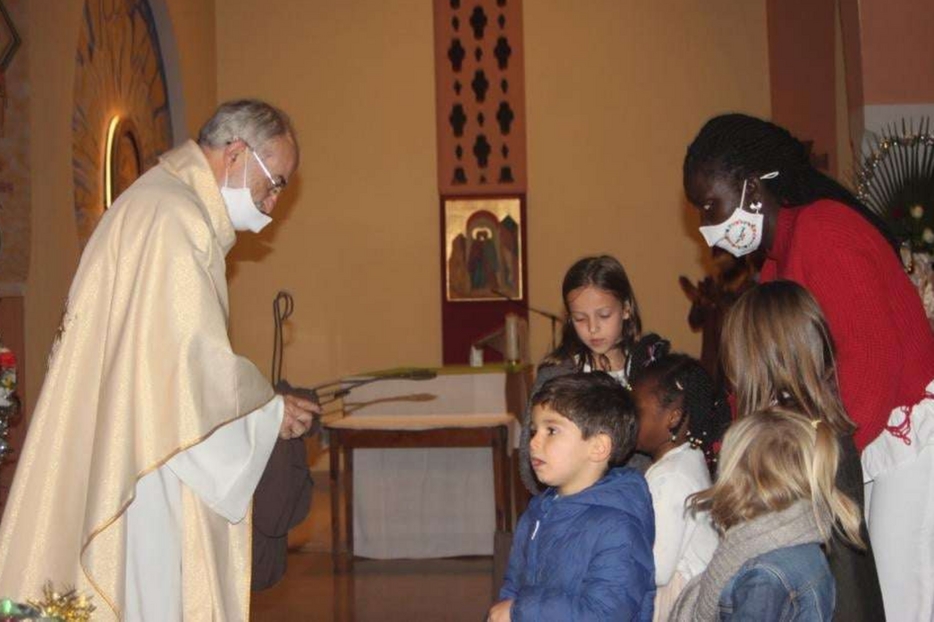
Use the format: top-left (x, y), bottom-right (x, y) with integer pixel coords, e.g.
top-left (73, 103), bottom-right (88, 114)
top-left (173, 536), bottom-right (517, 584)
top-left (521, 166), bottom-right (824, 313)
top-left (337, 369), bottom-right (518, 559)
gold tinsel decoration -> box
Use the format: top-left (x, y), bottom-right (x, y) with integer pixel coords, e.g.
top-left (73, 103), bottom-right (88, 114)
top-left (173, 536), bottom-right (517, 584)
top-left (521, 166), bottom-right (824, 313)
top-left (26, 582), bottom-right (95, 621)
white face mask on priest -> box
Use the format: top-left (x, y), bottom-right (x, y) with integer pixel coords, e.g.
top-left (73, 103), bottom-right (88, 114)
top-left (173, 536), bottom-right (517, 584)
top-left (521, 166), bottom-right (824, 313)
top-left (219, 139), bottom-right (294, 233)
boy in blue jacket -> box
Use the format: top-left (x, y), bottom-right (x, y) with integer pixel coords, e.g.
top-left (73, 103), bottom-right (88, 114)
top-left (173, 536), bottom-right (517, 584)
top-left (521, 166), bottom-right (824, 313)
top-left (489, 372), bottom-right (655, 622)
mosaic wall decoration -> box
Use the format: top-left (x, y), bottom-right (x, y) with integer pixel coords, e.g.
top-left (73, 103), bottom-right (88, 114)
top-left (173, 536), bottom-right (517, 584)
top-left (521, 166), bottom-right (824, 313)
top-left (72, 0), bottom-right (172, 247)
top-left (0, 0), bottom-right (29, 284)
top-left (433, 0), bottom-right (526, 194)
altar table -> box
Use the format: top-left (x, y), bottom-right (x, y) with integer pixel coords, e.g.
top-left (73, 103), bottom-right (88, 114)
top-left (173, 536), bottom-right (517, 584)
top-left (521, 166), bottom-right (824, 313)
top-left (324, 367), bottom-right (525, 570)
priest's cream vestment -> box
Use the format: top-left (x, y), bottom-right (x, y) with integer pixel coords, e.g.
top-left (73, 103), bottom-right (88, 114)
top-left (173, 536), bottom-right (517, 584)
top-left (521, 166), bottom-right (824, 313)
top-left (0, 141), bottom-right (282, 620)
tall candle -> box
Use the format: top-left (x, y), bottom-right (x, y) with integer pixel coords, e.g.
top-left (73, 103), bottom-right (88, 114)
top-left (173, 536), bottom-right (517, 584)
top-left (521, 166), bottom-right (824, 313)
top-left (505, 313), bottom-right (520, 364)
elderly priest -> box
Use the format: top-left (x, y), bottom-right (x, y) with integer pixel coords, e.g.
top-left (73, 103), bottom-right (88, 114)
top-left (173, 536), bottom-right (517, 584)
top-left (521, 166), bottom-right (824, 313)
top-left (0, 100), bottom-right (318, 621)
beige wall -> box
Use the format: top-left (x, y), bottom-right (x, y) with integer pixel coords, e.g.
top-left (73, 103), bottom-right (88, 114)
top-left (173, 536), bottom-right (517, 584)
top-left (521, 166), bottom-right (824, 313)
top-left (24, 0), bottom-right (81, 413)
top-left (217, 1), bottom-right (442, 386)
top-left (215, 0), bottom-right (771, 385)
top-left (839, 0), bottom-right (934, 145)
top-left (861, 0), bottom-right (934, 105)
top-left (766, 0), bottom-right (837, 174)
top-left (835, 3), bottom-right (854, 181)
top-left (161, 0), bottom-right (218, 139)
top-left (23, 0), bottom-right (216, 411)
top-left (23, 1), bottom-right (771, 407)
top-left (522, 2), bottom-right (770, 362)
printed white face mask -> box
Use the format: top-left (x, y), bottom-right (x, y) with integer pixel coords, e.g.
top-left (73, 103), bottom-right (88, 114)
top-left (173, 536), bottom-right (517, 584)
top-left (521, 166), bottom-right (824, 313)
top-left (698, 171), bottom-right (779, 257)
top-left (220, 150), bottom-right (273, 233)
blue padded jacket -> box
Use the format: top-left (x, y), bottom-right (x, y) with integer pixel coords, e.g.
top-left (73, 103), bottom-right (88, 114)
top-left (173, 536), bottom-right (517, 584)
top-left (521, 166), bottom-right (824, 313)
top-left (499, 467), bottom-right (656, 621)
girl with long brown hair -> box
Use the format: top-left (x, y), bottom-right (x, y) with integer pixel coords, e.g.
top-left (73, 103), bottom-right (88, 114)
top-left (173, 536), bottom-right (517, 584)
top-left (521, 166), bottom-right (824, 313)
top-left (518, 255), bottom-right (668, 493)
top-left (719, 280), bottom-right (884, 619)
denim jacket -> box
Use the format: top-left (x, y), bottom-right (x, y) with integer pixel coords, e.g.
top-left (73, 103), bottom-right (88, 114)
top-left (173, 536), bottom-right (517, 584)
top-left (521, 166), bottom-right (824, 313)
top-left (718, 543), bottom-right (835, 621)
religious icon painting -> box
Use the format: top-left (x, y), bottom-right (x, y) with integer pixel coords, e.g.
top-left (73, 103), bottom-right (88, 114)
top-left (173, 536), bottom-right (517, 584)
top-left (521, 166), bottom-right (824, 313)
top-left (444, 197), bottom-right (523, 302)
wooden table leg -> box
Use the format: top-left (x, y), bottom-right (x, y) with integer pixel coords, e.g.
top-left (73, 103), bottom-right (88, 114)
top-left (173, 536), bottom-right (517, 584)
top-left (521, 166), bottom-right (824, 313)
top-left (343, 445), bottom-right (355, 572)
top-left (501, 426), bottom-right (513, 530)
top-left (329, 432), bottom-right (342, 573)
top-left (512, 450), bottom-right (531, 517)
top-left (492, 427), bottom-right (506, 532)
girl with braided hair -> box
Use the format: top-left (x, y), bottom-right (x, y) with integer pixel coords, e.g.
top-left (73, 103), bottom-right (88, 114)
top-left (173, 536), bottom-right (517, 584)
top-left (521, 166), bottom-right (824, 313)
top-left (632, 353), bottom-right (729, 621)
top-left (685, 114), bottom-right (934, 620)
top-left (721, 281), bottom-right (884, 621)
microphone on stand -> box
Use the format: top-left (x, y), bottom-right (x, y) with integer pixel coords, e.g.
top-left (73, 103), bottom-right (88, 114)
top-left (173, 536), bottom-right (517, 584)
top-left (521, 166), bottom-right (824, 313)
top-left (491, 288), bottom-right (563, 351)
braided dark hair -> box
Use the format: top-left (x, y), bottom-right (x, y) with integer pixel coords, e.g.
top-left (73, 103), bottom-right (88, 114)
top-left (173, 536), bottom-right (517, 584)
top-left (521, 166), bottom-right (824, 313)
top-left (683, 113), bottom-right (900, 255)
top-left (633, 353), bottom-right (731, 471)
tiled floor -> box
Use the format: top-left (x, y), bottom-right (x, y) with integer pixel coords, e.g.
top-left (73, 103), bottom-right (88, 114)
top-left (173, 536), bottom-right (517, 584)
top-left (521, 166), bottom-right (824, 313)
top-left (250, 474), bottom-right (496, 621)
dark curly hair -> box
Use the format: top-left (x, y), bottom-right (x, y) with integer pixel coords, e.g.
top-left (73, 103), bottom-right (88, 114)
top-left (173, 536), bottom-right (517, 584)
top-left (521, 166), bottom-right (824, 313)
top-left (632, 353), bottom-right (731, 471)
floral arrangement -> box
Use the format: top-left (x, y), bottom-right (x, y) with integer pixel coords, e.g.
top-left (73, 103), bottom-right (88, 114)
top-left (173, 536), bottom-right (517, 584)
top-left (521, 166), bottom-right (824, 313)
top-left (854, 118), bottom-right (934, 327)
top-left (0, 349), bottom-right (94, 622)
top-left (894, 204), bottom-right (934, 255)
top-left (0, 583), bottom-right (95, 621)
top-left (0, 343), bottom-right (17, 463)
top-left (854, 117), bottom-right (934, 255)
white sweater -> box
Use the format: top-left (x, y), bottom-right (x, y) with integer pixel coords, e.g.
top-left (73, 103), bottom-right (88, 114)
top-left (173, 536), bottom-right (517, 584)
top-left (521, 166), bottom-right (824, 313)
top-left (645, 444), bottom-right (719, 586)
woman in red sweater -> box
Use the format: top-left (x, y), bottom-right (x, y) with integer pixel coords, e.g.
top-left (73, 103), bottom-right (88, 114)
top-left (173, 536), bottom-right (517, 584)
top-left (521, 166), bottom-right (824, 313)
top-left (682, 113), bottom-right (934, 621)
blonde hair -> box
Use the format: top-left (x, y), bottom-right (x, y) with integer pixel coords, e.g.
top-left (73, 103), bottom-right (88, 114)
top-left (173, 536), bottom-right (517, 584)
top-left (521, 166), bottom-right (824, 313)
top-left (690, 408), bottom-right (863, 547)
top-left (721, 280), bottom-right (856, 436)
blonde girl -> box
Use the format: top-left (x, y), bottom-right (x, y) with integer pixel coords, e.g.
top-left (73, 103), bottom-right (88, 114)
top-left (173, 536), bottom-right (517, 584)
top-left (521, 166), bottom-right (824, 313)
top-left (718, 280), bottom-right (884, 620)
top-left (672, 408), bottom-right (863, 621)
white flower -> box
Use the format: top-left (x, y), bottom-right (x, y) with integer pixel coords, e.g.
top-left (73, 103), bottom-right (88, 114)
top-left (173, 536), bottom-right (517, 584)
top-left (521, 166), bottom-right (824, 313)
top-left (911, 205), bottom-right (925, 219)
top-left (924, 228), bottom-right (934, 244)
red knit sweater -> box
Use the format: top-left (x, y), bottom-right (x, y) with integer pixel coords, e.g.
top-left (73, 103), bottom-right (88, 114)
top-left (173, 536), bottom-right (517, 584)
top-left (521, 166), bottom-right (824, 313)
top-left (760, 200), bottom-right (934, 450)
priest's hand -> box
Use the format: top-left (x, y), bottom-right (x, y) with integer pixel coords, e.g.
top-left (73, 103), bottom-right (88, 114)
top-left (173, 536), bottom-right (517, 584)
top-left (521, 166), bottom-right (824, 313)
top-left (279, 394), bottom-right (321, 439)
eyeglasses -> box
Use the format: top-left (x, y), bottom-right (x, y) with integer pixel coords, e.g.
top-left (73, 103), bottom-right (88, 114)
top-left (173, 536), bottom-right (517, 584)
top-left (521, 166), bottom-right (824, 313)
top-left (249, 148), bottom-right (287, 197)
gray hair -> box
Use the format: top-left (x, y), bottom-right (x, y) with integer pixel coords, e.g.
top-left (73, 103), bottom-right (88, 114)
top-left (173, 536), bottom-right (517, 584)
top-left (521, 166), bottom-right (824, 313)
top-left (197, 99), bottom-right (297, 154)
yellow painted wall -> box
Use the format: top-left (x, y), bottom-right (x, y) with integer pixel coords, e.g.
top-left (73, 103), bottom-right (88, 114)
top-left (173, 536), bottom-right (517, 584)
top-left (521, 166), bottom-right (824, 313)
top-left (24, 0), bottom-right (83, 413)
top-left (217, 1), bottom-right (442, 386)
top-left (23, 1), bottom-right (771, 408)
top-left (217, 0), bottom-right (771, 387)
top-left (163, 0), bottom-right (219, 139)
top-left (23, 0), bottom-right (217, 412)
top-left (861, 0), bottom-right (934, 105)
top-left (835, 3), bottom-right (854, 181)
top-left (523, 2), bottom-right (770, 361)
